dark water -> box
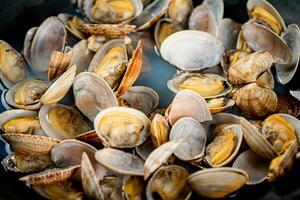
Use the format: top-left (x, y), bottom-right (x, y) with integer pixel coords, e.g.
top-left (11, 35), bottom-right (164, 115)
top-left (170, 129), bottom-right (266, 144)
top-left (0, 0), bottom-right (300, 199)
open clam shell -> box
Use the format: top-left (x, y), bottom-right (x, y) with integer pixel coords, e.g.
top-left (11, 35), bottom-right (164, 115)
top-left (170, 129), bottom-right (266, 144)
top-left (94, 107), bottom-right (150, 148)
top-left (167, 90), bottom-right (212, 126)
top-left (95, 148), bottom-right (144, 176)
top-left (218, 18), bottom-right (241, 51)
top-left (275, 24), bottom-right (300, 85)
top-left (58, 13), bottom-right (87, 40)
top-left (123, 175), bottom-right (146, 200)
top-left (208, 97), bottom-right (235, 113)
top-left (30, 17), bottom-right (66, 73)
top-left (0, 109), bottom-right (45, 136)
top-left (73, 72), bottom-right (118, 121)
top-left (187, 167), bottom-right (249, 199)
top-left (150, 114), bottom-right (170, 147)
top-left (167, 0), bottom-right (193, 26)
top-left (233, 150), bottom-right (269, 185)
top-left (39, 103), bottom-right (91, 140)
top-left (160, 30), bottom-right (225, 71)
top-left (169, 117), bottom-right (207, 162)
top-left (167, 72), bottom-right (232, 99)
top-left (146, 165), bottom-right (191, 200)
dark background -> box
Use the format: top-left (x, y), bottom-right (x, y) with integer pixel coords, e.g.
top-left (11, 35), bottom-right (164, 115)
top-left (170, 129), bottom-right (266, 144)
top-left (0, 0), bottom-right (300, 199)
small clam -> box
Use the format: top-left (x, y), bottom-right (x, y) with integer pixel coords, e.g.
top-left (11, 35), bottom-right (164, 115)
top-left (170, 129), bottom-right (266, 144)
top-left (123, 175), bottom-right (146, 200)
top-left (208, 97), bottom-right (235, 113)
top-left (87, 35), bottom-right (107, 52)
top-left (167, 90), bottom-right (212, 126)
top-left (160, 30), bottom-right (224, 71)
top-left (233, 150), bottom-right (269, 185)
top-left (58, 13), bottom-right (87, 40)
top-left (167, 72), bottom-right (232, 99)
top-left (150, 114), bottom-right (170, 147)
top-left (73, 72), bottom-right (118, 121)
top-left (218, 18), bottom-right (241, 51)
top-left (39, 104), bottom-right (90, 140)
top-left (40, 65), bottom-right (77, 105)
top-left (146, 165), bottom-right (191, 200)
top-left (118, 86), bottom-right (159, 116)
top-left (47, 50), bottom-right (73, 81)
top-left (95, 148), bottom-right (144, 176)
top-left (167, 0), bottom-right (193, 26)
top-left (0, 40), bottom-right (27, 88)
top-left (0, 109), bottom-right (45, 135)
top-left (221, 50), bottom-right (251, 74)
top-left (188, 4), bottom-right (218, 36)
top-left (94, 107), bottom-right (150, 148)
top-left (187, 167), bottom-right (249, 199)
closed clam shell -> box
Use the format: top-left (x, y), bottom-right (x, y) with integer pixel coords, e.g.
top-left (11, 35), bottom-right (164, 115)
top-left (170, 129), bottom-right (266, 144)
top-left (228, 51), bottom-right (273, 85)
top-left (94, 107), bottom-right (150, 148)
top-left (0, 109), bottom-right (45, 136)
top-left (132, 0), bottom-right (171, 31)
top-left (23, 27), bottom-right (37, 67)
top-left (168, 90), bottom-right (212, 126)
top-left (118, 86), bottom-right (159, 116)
top-left (242, 22), bottom-right (292, 65)
top-left (187, 167), bottom-right (249, 199)
top-left (19, 165), bottom-right (80, 185)
top-left (167, 0), bottom-right (193, 26)
top-left (73, 72), bottom-right (118, 121)
top-left (144, 140), bottom-right (183, 180)
top-left (275, 24), bottom-right (300, 85)
top-left (30, 17), bottom-right (66, 73)
top-left (188, 4), bottom-right (218, 36)
top-left (218, 18), bottom-right (241, 51)
top-left (95, 148), bottom-right (144, 176)
top-left (41, 65), bottom-right (77, 105)
top-left (81, 152), bottom-right (105, 200)
top-left (240, 117), bottom-right (277, 159)
top-left (160, 30), bottom-right (224, 71)
top-left (169, 117), bottom-right (206, 162)
top-left (233, 150), bottom-right (269, 185)
top-left (167, 72), bottom-right (232, 99)
top-left (146, 165), bottom-right (191, 200)
top-left (232, 83), bottom-right (278, 117)
top-left (2, 133), bottom-right (60, 155)
top-left (203, 0), bottom-right (224, 23)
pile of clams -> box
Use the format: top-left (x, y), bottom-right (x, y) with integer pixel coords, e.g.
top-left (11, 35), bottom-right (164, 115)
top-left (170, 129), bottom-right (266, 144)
top-left (0, 0), bottom-right (300, 199)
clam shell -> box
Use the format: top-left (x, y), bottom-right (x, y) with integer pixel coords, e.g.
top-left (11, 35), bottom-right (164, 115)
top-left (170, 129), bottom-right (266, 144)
top-left (75, 130), bottom-right (102, 144)
top-left (41, 65), bottom-right (77, 105)
top-left (256, 69), bottom-right (275, 90)
top-left (160, 30), bottom-right (224, 71)
top-left (150, 114), bottom-right (170, 147)
top-left (233, 150), bottom-right (269, 185)
top-left (168, 90), bottom-right (212, 126)
top-left (95, 148), bottom-right (144, 176)
top-left (242, 22), bottom-right (292, 64)
top-left (218, 18), bottom-right (241, 51)
top-left (30, 17), bottom-right (66, 73)
top-left (58, 13), bottom-right (87, 40)
top-left (167, 0), bottom-right (193, 26)
top-left (169, 117), bottom-right (207, 162)
top-left (209, 97), bottom-right (235, 113)
top-left (203, 0), bottom-right (224, 23)
top-left (167, 72), bottom-right (232, 99)
top-left (144, 140), bottom-right (183, 180)
top-left (47, 50), bottom-right (73, 81)
top-left (94, 107), bottom-right (150, 148)
top-left (19, 165), bottom-right (80, 185)
top-left (187, 167), bottom-right (249, 199)
top-left (23, 27), bottom-right (37, 66)
top-left (73, 72), bottom-right (118, 121)
top-left (2, 133), bottom-right (60, 155)
top-left (240, 116), bottom-right (277, 159)
top-left (79, 23), bottom-right (136, 37)
top-left (188, 4), bottom-right (218, 36)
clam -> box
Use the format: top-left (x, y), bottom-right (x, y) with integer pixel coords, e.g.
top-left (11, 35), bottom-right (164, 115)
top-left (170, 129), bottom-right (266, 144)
top-left (221, 50), bottom-right (251, 74)
top-left (187, 167), bottom-right (249, 199)
top-left (167, 90), bottom-right (212, 126)
top-left (47, 50), bottom-right (73, 81)
top-left (167, 0), bottom-right (193, 26)
top-left (167, 72), bottom-right (232, 99)
top-left (218, 18), bottom-right (241, 51)
top-left (160, 30), bottom-right (224, 71)
top-left (0, 40), bottom-right (27, 88)
top-left (146, 165), bottom-right (191, 200)
top-left (39, 104), bottom-right (90, 140)
top-left (242, 22), bottom-right (292, 64)
top-left (154, 18), bottom-right (184, 49)
top-left (188, 4), bottom-right (218, 36)
top-left (232, 83), bottom-right (277, 117)
top-left (95, 148), bottom-right (144, 176)
top-left (73, 72), bottom-right (118, 121)
top-left (30, 17), bottom-right (67, 73)
top-left (40, 65), bottom-right (77, 105)
top-left (247, 0), bottom-right (286, 34)
top-left (233, 150), bottom-right (269, 185)
top-left (150, 114), bottom-right (170, 147)
top-left (58, 13), bottom-right (87, 40)
top-left (123, 175), bottom-right (146, 200)
top-left (94, 107), bottom-right (150, 148)
top-left (0, 109), bottom-right (45, 135)
top-left (275, 24), bottom-right (300, 85)
top-left (227, 51), bottom-right (273, 85)
top-left (203, 0), bottom-right (224, 23)
top-left (118, 86), bottom-right (159, 116)
top-left (208, 97), bottom-right (235, 113)
top-left (132, 0), bottom-right (171, 31)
